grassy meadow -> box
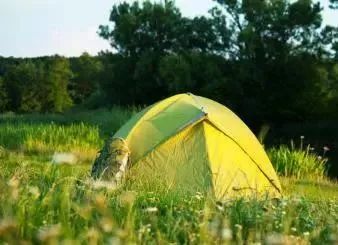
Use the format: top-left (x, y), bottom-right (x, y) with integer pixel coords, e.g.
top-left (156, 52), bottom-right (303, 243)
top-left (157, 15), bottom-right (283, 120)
top-left (0, 109), bottom-right (337, 244)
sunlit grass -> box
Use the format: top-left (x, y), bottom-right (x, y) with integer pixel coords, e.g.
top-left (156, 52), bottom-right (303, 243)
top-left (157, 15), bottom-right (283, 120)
top-left (0, 158), bottom-right (337, 244)
top-left (0, 111), bottom-right (337, 243)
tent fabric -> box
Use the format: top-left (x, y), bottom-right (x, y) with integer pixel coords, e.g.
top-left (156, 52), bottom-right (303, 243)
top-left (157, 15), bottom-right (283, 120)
top-left (114, 93), bottom-right (282, 198)
top-left (127, 122), bottom-right (213, 194)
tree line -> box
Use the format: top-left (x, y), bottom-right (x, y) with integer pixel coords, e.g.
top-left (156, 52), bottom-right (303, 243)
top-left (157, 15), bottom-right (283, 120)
top-left (0, 0), bottom-right (337, 126)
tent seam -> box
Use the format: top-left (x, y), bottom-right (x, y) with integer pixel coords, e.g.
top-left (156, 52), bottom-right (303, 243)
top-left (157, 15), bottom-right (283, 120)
top-left (201, 121), bottom-right (216, 197)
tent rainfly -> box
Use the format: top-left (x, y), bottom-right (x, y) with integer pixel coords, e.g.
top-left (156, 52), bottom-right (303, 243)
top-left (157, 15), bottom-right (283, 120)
top-left (92, 93), bottom-right (282, 198)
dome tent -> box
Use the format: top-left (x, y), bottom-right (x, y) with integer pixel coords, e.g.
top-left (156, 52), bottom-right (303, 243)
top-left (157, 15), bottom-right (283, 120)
top-left (95, 93), bottom-right (281, 198)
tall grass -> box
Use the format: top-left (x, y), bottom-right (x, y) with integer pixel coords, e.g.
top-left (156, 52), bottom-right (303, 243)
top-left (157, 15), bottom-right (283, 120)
top-left (0, 159), bottom-right (337, 244)
top-left (0, 106), bottom-right (138, 137)
top-left (0, 107), bottom-right (138, 163)
top-left (268, 142), bottom-right (327, 180)
top-left (0, 122), bottom-right (101, 163)
top-left (0, 111), bottom-right (337, 243)
top-left (0, 122), bottom-right (100, 151)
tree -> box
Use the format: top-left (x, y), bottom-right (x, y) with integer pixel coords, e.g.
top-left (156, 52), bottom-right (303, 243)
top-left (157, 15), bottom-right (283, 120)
top-left (159, 53), bottom-right (238, 107)
top-left (4, 61), bottom-right (44, 112)
top-left (98, 1), bottom-right (223, 105)
top-left (3, 57), bottom-right (73, 113)
top-left (69, 52), bottom-right (103, 104)
top-left (44, 56), bottom-right (73, 112)
top-left (330, 0), bottom-right (338, 9)
top-left (0, 76), bottom-right (8, 111)
top-left (212, 0), bottom-right (335, 121)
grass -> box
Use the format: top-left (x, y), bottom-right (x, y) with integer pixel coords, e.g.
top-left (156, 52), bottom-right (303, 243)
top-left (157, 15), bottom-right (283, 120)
top-left (267, 142), bottom-right (327, 181)
top-left (0, 110), bottom-right (337, 244)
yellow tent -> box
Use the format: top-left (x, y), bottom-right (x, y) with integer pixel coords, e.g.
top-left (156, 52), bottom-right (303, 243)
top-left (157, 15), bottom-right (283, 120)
top-left (113, 93), bottom-right (281, 198)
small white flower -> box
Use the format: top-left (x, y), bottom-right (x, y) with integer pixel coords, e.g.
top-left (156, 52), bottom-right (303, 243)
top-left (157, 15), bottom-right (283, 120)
top-left (265, 234), bottom-right (286, 244)
top-left (303, 231), bottom-right (310, 237)
top-left (28, 186), bottom-right (40, 199)
top-left (91, 180), bottom-right (117, 190)
top-left (291, 227), bottom-right (297, 232)
top-left (234, 224), bottom-right (242, 230)
top-left (221, 228), bottom-right (232, 240)
top-left (100, 218), bottom-right (113, 232)
top-left (38, 224), bottom-right (61, 241)
top-left (280, 200), bottom-right (288, 207)
top-left (108, 237), bottom-right (121, 245)
top-left (195, 195), bottom-right (202, 200)
top-left (194, 192), bottom-right (203, 200)
top-left (8, 177), bottom-right (19, 188)
top-left (51, 152), bottom-right (77, 165)
top-left (145, 207), bottom-right (158, 213)
top-left (216, 205), bottom-right (224, 212)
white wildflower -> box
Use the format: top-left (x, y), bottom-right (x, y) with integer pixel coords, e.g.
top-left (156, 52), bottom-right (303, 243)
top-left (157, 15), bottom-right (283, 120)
top-left (265, 233), bottom-right (287, 244)
top-left (28, 186), bottom-right (40, 199)
top-left (222, 228), bottom-right (232, 240)
top-left (8, 176), bottom-right (19, 188)
top-left (108, 237), bottom-right (121, 245)
top-left (323, 146), bottom-right (330, 152)
top-left (38, 224), bottom-right (61, 242)
top-left (91, 180), bottom-right (117, 190)
top-left (100, 218), bottom-right (114, 232)
top-left (234, 224), bottom-right (242, 230)
top-left (51, 152), bottom-right (77, 165)
top-left (216, 205), bottom-right (224, 212)
top-left (194, 192), bottom-right (203, 200)
top-left (145, 207), bottom-right (158, 213)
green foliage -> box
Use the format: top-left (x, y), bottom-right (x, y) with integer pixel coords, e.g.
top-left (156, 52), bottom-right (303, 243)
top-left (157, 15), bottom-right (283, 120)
top-left (2, 57), bottom-right (73, 113)
top-left (0, 77), bottom-right (8, 111)
top-left (97, 1), bottom-right (223, 105)
top-left (4, 61), bottom-right (44, 112)
top-left (94, 0), bottom-right (338, 123)
top-left (45, 57), bottom-right (73, 112)
top-left (330, 0), bottom-right (338, 9)
top-left (211, 0), bottom-right (337, 121)
top-left (268, 143), bottom-right (327, 180)
top-left (159, 53), bottom-right (239, 106)
top-left (69, 52), bottom-right (103, 104)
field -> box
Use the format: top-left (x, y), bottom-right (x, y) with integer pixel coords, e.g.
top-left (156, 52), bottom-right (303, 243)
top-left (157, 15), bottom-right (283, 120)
top-left (0, 109), bottom-right (337, 244)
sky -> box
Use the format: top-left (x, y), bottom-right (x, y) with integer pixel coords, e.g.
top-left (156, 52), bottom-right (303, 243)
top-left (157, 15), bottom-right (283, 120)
top-left (0, 0), bottom-right (337, 58)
